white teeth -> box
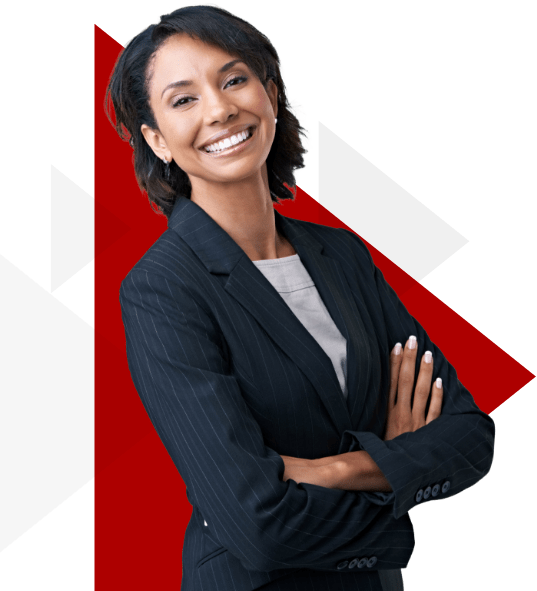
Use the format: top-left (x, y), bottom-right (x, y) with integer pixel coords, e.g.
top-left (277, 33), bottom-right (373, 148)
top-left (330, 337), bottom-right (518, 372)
top-left (204, 128), bottom-right (252, 153)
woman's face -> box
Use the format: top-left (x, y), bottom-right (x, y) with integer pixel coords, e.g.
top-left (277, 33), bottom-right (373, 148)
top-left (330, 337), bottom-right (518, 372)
top-left (142, 34), bottom-right (279, 190)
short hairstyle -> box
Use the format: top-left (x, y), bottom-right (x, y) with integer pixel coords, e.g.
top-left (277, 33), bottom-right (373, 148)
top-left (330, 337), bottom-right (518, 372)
top-left (105, 5), bottom-right (307, 219)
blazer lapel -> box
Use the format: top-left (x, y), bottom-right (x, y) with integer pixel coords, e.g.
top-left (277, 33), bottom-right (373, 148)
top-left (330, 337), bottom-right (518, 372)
top-left (274, 210), bottom-right (373, 430)
top-left (168, 197), bottom-right (369, 435)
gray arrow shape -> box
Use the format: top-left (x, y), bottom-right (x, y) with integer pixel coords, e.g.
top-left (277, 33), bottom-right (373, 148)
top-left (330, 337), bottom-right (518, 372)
top-left (319, 123), bottom-right (468, 280)
top-left (51, 166), bottom-right (95, 292)
top-left (0, 253), bottom-right (93, 552)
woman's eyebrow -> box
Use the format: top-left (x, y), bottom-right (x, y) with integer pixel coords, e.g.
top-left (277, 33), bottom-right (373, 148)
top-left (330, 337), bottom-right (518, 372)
top-left (160, 59), bottom-right (246, 98)
top-left (219, 59), bottom-right (246, 73)
top-left (161, 79), bottom-right (192, 98)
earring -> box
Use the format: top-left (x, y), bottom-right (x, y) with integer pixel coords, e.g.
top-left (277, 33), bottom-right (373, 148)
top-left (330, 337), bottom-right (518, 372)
top-left (162, 158), bottom-right (171, 181)
top-left (275, 118), bottom-right (278, 124)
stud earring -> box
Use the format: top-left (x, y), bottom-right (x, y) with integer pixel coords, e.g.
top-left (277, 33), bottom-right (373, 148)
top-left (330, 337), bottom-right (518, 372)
top-left (275, 118), bottom-right (278, 124)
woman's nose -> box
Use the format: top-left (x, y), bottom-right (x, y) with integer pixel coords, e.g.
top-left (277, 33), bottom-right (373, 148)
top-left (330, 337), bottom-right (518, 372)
top-left (203, 89), bottom-right (238, 125)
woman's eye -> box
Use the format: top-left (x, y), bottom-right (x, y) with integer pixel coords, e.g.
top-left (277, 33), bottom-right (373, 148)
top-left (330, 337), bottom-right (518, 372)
top-left (225, 75), bottom-right (247, 89)
top-left (171, 76), bottom-right (247, 107)
top-left (172, 96), bottom-right (194, 108)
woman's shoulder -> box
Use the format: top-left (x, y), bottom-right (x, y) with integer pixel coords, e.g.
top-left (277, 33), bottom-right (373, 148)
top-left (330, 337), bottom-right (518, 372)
top-left (288, 215), bottom-right (371, 263)
top-left (120, 227), bottom-right (205, 291)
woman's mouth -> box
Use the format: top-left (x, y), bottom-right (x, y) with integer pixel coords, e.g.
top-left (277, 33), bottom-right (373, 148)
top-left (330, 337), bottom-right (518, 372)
top-left (200, 126), bottom-right (255, 156)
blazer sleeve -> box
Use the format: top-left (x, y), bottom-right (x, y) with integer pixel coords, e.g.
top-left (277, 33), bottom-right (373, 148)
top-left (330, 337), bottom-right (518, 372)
top-left (337, 228), bottom-right (495, 520)
top-left (119, 267), bottom-right (415, 573)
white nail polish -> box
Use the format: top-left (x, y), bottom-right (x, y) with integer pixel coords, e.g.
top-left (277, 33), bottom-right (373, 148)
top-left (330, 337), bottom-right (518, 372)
top-left (409, 335), bottom-right (417, 350)
top-left (424, 351), bottom-right (432, 363)
top-left (436, 377), bottom-right (442, 388)
top-left (394, 343), bottom-right (402, 355)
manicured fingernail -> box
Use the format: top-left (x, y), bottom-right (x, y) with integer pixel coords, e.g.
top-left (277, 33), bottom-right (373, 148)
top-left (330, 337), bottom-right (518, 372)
top-left (394, 343), bottom-right (402, 355)
top-left (409, 335), bottom-right (417, 350)
top-left (424, 351), bottom-right (432, 363)
top-left (436, 377), bottom-right (442, 388)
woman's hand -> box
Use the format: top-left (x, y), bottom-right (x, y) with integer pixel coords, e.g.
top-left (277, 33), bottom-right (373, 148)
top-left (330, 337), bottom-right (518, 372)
top-left (279, 336), bottom-right (443, 489)
top-left (384, 336), bottom-right (443, 441)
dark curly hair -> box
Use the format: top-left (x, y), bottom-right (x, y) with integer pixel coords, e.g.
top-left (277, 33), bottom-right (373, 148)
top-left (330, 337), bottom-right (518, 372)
top-left (105, 5), bottom-right (307, 219)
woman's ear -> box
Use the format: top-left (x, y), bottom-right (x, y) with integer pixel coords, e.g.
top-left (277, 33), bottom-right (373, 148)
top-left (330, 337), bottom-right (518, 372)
top-left (141, 124), bottom-right (172, 162)
top-left (266, 79), bottom-right (278, 120)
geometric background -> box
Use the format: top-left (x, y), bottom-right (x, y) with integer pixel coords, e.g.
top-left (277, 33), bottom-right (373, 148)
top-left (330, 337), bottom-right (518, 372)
top-left (1, 1), bottom-right (536, 589)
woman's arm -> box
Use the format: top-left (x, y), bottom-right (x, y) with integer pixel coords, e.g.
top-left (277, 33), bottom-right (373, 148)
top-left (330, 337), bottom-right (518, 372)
top-left (282, 337), bottom-right (444, 492)
top-left (336, 228), bottom-right (495, 520)
top-left (280, 450), bottom-right (392, 491)
top-left (281, 228), bottom-right (494, 519)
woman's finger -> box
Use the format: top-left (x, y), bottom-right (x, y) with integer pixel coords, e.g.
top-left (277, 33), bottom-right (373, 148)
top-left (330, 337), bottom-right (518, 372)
top-left (388, 342), bottom-right (403, 409)
top-left (396, 336), bottom-right (418, 409)
top-left (425, 377), bottom-right (443, 424)
top-left (411, 350), bottom-right (434, 426)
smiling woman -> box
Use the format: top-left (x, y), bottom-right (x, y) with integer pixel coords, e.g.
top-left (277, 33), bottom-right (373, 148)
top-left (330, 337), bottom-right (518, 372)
top-left (105, 5), bottom-right (494, 591)
top-left (105, 5), bottom-right (306, 228)
top-left (140, 35), bottom-right (279, 215)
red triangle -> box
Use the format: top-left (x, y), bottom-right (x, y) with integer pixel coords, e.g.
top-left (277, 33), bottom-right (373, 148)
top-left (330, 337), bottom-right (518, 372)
top-left (95, 26), bottom-right (533, 590)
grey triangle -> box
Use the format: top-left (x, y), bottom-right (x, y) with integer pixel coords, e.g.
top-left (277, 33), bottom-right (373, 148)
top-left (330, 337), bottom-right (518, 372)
top-left (51, 166), bottom-right (94, 291)
top-left (0, 254), bottom-right (93, 552)
top-left (319, 123), bottom-right (468, 281)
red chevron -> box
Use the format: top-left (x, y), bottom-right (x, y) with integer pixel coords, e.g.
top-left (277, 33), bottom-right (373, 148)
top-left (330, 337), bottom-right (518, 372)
top-left (95, 25), bottom-right (533, 590)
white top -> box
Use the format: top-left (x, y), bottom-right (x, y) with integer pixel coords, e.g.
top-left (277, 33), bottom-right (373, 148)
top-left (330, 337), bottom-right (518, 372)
top-left (252, 254), bottom-right (348, 399)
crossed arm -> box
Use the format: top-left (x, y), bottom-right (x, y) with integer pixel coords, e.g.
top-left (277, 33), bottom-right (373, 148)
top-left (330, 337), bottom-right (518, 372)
top-left (281, 336), bottom-right (444, 492)
top-left (119, 227), bottom-right (494, 572)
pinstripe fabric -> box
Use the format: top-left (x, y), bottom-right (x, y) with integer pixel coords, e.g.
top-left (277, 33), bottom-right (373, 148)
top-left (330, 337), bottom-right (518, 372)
top-left (252, 254), bottom-right (349, 399)
top-left (119, 196), bottom-right (494, 590)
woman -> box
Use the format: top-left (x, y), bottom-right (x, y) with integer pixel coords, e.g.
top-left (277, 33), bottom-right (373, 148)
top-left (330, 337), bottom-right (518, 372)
top-left (108, 6), bottom-right (495, 590)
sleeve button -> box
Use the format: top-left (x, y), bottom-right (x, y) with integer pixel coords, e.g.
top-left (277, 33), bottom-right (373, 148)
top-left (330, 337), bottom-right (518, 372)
top-left (423, 486), bottom-right (432, 500)
top-left (431, 484), bottom-right (440, 497)
top-left (441, 480), bottom-right (451, 493)
top-left (358, 557), bottom-right (368, 568)
top-left (367, 556), bottom-right (378, 568)
top-left (415, 489), bottom-right (424, 503)
top-left (348, 558), bottom-right (358, 569)
top-left (337, 561), bottom-right (349, 570)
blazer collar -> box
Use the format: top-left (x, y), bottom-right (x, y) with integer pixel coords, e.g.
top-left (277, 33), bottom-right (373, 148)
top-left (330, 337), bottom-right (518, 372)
top-left (168, 197), bottom-right (370, 435)
top-left (168, 194), bottom-right (314, 273)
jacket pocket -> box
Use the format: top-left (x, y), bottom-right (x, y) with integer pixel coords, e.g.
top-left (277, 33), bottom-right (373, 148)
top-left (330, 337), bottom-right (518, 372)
top-left (196, 546), bottom-right (228, 569)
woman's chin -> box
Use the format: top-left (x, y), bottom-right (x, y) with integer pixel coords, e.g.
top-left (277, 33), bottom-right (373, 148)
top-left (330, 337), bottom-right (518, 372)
top-left (192, 152), bottom-right (269, 186)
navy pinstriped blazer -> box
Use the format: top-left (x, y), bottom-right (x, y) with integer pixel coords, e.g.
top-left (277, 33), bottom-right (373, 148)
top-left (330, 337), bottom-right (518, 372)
top-left (119, 195), bottom-right (495, 590)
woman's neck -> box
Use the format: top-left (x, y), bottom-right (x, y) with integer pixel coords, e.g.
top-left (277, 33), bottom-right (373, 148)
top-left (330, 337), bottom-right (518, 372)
top-left (190, 168), bottom-right (295, 261)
